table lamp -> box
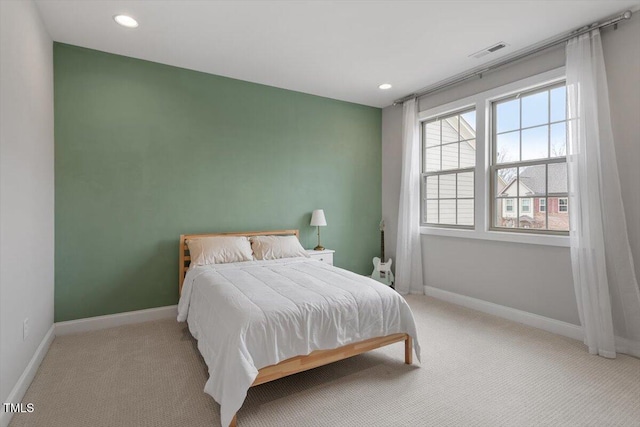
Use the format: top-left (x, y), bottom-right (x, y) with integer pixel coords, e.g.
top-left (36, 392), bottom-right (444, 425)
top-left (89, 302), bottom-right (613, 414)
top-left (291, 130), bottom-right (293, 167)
top-left (310, 209), bottom-right (327, 251)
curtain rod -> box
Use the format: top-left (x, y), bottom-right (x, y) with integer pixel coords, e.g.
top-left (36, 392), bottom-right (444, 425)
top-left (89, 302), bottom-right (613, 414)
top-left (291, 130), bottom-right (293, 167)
top-left (392, 10), bottom-right (633, 106)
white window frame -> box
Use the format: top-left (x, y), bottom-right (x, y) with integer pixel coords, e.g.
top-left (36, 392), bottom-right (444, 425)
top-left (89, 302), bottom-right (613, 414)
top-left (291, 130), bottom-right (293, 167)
top-left (419, 67), bottom-right (569, 247)
top-left (539, 198), bottom-right (546, 212)
top-left (559, 197), bottom-right (568, 212)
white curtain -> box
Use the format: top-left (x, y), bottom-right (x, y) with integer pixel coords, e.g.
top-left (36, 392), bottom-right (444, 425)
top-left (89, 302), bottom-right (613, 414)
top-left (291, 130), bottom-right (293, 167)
top-left (395, 98), bottom-right (424, 294)
top-left (566, 29), bottom-right (640, 358)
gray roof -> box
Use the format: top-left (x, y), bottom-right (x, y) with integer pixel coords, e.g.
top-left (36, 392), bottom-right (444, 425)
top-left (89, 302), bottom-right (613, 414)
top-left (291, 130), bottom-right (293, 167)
top-left (501, 162), bottom-right (567, 196)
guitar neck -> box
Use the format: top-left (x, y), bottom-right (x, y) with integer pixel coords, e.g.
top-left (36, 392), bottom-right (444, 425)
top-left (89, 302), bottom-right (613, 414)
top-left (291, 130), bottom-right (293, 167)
top-left (381, 230), bottom-right (385, 262)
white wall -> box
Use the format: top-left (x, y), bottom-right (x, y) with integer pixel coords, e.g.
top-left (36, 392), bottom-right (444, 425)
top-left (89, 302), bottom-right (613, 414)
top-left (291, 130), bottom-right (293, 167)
top-left (381, 103), bottom-right (403, 269)
top-left (0, 0), bottom-right (54, 407)
top-left (382, 15), bottom-right (640, 326)
top-left (603, 14), bottom-right (640, 293)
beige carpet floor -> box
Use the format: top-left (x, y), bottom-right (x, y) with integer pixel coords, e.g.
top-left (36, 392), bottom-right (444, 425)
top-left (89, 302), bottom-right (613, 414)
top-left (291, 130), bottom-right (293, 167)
top-left (9, 295), bottom-right (640, 427)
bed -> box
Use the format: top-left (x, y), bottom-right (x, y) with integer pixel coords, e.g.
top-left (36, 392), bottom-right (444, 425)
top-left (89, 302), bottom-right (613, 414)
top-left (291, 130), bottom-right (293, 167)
top-left (177, 229), bottom-right (420, 427)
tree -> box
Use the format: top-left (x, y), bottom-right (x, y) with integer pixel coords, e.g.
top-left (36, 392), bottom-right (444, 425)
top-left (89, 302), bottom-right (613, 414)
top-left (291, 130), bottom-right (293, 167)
top-left (496, 149), bottom-right (517, 183)
top-left (551, 142), bottom-right (566, 157)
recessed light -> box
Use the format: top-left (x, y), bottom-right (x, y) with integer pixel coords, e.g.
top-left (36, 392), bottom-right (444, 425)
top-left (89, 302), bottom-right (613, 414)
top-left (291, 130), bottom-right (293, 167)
top-left (114, 15), bottom-right (138, 28)
top-left (378, 83), bottom-right (392, 90)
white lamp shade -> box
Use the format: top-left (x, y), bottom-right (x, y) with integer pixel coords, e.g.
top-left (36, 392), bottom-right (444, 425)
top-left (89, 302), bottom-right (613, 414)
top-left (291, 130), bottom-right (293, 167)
top-left (310, 209), bottom-right (327, 226)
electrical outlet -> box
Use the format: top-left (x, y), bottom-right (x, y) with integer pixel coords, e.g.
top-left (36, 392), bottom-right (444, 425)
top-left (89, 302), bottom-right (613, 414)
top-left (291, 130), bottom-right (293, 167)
top-left (23, 318), bottom-right (29, 341)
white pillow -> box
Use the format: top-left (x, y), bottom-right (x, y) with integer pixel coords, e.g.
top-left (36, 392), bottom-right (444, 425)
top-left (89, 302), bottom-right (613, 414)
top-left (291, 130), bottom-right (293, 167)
top-left (250, 235), bottom-right (309, 260)
top-left (186, 236), bottom-right (253, 266)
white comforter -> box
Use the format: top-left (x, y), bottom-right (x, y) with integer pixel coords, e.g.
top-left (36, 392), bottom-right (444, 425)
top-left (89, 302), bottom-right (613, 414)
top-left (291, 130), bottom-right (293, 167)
top-left (177, 257), bottom-right (420, 427)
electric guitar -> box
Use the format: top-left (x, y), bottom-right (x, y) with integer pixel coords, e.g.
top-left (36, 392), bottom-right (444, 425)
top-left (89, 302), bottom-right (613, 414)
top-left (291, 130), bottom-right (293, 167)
top-left (371, 220), bottom-right (394, 286)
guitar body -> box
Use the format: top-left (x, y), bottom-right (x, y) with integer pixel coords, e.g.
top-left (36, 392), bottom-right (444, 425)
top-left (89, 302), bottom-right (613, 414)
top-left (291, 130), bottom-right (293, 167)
top-left (371, 220), bottom-right (394, 287)
top-left (371, 257), bottom-right (394, 286)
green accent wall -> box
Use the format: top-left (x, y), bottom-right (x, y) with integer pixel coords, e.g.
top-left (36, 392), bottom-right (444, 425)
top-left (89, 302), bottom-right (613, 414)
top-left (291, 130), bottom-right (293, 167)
top-left (54, 43), bottom-right (382, 322)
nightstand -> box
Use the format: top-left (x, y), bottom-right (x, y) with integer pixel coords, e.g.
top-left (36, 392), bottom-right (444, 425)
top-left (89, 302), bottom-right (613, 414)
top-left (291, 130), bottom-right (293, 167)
top-left (306, 249), bottom-right (334, 266)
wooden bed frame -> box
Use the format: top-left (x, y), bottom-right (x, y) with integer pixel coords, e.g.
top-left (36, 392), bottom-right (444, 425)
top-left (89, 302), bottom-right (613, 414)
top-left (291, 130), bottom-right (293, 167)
top-left (179, 229), bottom-right (413, 427)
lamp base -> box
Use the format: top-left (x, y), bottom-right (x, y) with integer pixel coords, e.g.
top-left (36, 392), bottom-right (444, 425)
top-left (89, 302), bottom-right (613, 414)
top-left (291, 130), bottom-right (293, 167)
top-left (314, 245), bottom-right (325, 251)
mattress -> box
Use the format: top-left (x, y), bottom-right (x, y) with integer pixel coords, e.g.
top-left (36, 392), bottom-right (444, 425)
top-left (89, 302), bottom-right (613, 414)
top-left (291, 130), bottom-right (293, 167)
top-left (177, 257), bottom-right (420, 426)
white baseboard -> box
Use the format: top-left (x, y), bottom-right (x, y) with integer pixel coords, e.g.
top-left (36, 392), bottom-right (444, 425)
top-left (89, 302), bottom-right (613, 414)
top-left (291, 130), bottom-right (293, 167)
top-left (423, 285), bottom-right (584, 341)
top-left (1, 325), bottom-right (55, 427)
top-left (424, 286), bottom-right (640, 358)
top-left (55, 305), bottom-right (178, 336)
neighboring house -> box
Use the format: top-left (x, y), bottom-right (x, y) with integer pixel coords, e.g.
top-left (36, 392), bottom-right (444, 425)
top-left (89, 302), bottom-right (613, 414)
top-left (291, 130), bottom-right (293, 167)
top-left (497, 163), bottom-right (569, 230)
top-left (425, 114), bottom-right (476, 171)
top-left (423, 113), bottom-right (476, 225)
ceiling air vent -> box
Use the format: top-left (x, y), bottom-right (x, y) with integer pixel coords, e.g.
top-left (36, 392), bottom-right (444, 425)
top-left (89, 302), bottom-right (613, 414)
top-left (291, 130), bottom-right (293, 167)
top-left (469, 42), bottom-right (508, 59)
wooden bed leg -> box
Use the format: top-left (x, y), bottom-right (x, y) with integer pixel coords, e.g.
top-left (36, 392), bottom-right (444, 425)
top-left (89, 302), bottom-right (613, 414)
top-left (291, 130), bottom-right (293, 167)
top-left (229, 414), bottom-right (237, 427)
top-left (404, 336), bottom-right (413, 365)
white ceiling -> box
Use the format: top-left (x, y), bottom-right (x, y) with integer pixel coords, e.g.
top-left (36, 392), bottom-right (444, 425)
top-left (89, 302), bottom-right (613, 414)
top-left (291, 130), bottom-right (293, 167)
top-left (35, 0), bottom-right (640, 108)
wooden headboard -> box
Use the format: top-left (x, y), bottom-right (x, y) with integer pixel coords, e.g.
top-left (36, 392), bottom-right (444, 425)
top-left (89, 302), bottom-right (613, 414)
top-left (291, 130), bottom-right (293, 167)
top-left (179, 229), bottom-right (300, 295)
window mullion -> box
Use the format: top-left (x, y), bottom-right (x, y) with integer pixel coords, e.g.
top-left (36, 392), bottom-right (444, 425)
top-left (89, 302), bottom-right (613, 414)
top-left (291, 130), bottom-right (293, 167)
top-left (545, 164), bottom-right (549, 228)
top-left (476, 101), bottom-right (487, 231)
top-left (495, 156), bottom-right (565, 169)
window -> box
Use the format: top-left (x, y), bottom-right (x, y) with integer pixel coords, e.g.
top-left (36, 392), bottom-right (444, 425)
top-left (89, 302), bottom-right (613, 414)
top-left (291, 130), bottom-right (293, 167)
top-left (491, 82), bottom-right (569, 232)
top-left (421, 108), bottom-right (476, 227)
top-left (505, 199), bottom-right (514, 212)
top-left (559, 197), bottom-right (568, 212)
top-left (419, 68), bottom-right (570, 246)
